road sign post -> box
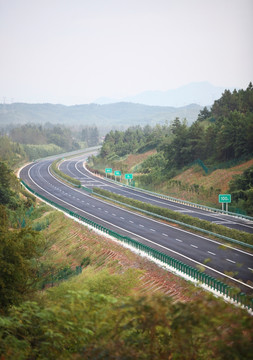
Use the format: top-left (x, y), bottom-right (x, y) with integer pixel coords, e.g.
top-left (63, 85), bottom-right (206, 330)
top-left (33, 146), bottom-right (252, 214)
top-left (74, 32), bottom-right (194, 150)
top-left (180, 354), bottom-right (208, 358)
top-left (105, 168), bottom-right (112, 178)
top-left (124, 173), bottom-right (133, 185)
top-left (219, 194), bottom-right (231, 212)
top-left (114, 170), bottom-right (121, 181)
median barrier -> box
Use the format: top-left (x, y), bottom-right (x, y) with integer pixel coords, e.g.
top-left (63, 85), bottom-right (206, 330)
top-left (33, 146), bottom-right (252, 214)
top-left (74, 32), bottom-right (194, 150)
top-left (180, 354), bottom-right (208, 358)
top-left (92, 189), bottom-right (253, 250)
top-left (20, 179), bottom-right (253, 311)
top-left (86, 166), bottom-right (253, 221)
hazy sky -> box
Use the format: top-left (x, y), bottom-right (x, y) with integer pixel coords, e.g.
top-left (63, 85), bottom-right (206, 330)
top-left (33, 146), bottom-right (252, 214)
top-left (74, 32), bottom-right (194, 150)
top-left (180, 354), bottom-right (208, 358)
top-left (0, 0), bottom-right (252, 105)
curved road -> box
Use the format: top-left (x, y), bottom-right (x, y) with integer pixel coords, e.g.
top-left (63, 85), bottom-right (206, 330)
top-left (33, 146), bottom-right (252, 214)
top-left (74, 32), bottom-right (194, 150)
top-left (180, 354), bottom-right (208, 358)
top-left (20, 152), bottom-right (253, 294)
top-left (60, 156), bottom-right (253, 234)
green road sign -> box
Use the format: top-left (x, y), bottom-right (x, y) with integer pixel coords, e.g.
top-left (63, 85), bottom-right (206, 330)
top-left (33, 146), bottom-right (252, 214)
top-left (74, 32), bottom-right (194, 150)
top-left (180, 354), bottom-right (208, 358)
top-left (105, 168), bottom-right (112, 173)
top-left (125, 173), bottom-right (133, 180)
top-left (219, 194), bottom-right (231, 203)
top-left (114, 170), bottom-right (121, 176)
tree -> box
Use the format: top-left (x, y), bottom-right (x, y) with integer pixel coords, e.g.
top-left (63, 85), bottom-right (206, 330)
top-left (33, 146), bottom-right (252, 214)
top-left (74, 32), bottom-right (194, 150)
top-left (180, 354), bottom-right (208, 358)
top-left (0, 205), bottom-right (43, 311)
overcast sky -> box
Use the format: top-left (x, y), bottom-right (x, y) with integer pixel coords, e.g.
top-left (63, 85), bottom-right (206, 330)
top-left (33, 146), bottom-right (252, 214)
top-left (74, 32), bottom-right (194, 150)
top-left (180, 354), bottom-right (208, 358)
top-left (0, 0), bottom-right (252, 105)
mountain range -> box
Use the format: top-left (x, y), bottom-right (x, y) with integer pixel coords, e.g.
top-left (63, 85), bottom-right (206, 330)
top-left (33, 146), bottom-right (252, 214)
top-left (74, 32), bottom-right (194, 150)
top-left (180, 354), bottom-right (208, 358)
top-left (94, 81), bottom-right (233, 107)
top-left (0, 102), bottom-right (202, 131)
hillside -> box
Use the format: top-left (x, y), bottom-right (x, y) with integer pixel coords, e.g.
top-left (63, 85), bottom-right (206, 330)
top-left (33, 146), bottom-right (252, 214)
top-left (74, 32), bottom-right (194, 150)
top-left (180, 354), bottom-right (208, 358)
top-left (0, 102), bottom-right (202, 129)
top-left (1, 159), bottom-right (252, 358)
top-left (91, 84), bottom-right (253, 215)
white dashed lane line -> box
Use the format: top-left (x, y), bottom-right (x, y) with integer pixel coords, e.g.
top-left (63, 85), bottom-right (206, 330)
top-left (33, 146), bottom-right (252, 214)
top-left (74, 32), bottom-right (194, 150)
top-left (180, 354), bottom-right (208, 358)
top-left (175, 238), bottom-right (182, 242)
top-left (129, 220), bottom-right (134, 223)
top-left (139, 224), bottom-right (144, 227)
top-left (162, 233), bottom-right (168, 237)
top-left (150, 229), bottom-right (155, 232)
top-left (120, 217), bottom-right (124, 220)
top-left (226, 258), bottom-right (236, 264)
top-left (208, 251), bottom-right (216, 256)
top-left (191, 244), bottom-right (198, 249)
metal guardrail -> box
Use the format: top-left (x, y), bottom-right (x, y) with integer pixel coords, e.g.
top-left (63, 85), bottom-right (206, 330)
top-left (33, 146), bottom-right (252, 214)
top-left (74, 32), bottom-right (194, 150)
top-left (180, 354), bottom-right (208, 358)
top-left (49, 163), bottom-right (253, 248)
top-left (97, 175), bottom-right (253, 221)
top-left (91, 190), bottom-right (253, 250)
top-left (20, 179), bottom-right (253, 312)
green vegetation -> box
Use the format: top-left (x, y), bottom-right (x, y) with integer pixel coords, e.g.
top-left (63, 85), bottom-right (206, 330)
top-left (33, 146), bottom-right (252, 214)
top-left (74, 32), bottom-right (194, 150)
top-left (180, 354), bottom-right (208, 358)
top-left (93, 84), bottom-right (253, 215)
top-left (229, 166), bottom-right (253, 215)
top-left (93, 187), bottom-right (253, 247)
top-left (1, 290), bottom-right (252, 359)
top-left (0, 123), bottom-right (100, 168)
top-left (0, 162), bottom-right (44, 311)
top-left (51, 159), bottom-right (81, 187)
top-left (1, 164), bottom-right (252, 359)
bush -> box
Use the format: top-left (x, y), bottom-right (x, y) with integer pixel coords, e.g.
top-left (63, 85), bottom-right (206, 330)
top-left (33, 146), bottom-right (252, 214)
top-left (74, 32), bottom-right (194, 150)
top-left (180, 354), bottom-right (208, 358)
top-left (93, 187), bottom-right (253, 246)
top-left (51, 160), bottom-right (81, 187)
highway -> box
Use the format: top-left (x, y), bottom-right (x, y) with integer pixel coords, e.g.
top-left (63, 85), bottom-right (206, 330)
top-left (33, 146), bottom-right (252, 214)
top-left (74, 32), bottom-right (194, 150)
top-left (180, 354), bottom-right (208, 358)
top-left (60, 156), bottom-right (253, 234)
top-left (20, 152), bottom-right (253, 293)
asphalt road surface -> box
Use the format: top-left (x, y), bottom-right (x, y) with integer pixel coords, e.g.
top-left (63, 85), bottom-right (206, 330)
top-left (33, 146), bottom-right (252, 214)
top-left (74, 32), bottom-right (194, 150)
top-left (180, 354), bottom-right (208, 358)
top-left (60, 156), bottom-right (253, 234)
top-left (20, 153), bottom-right (253, 293)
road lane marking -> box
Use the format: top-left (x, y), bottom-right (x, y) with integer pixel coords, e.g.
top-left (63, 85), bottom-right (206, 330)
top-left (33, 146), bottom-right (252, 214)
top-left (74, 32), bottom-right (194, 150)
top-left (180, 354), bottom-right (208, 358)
top-left (23, 162), bottom-right (253, 291)
top-left (129, 220), bottom-right (134, 223)
top-left (162, 233), bottom-right (168, 237)
top-left (248, 267), bottom-right (253, 271)
top-left (208, 251), bottom-right (216, 256)
top-left (139, 224), bottom-right (144, 227)
top-left (226, 258), bottom-right (236, 264)
top-left (191, 244), bottom-right (198, 248)
top-left (175, 238), bottom-right (182, 242)
top-left (150, 228), bottom-right (155, 232)
top-left (120, 217), bottom-right (124, 219)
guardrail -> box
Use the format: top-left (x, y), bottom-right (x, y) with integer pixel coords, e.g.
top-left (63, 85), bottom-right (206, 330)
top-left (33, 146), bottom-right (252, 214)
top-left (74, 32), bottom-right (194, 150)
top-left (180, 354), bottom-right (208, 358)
top-left (91, 189), bottom-right (253, 250)
top-left (87, 168), bottom-right (253, 221)
top-left (20, 178), bottom-right (253, 312)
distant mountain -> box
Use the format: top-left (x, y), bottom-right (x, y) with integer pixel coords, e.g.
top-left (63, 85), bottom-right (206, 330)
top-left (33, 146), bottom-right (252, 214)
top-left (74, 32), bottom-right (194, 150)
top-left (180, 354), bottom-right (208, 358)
top-left (0, 102), bottom-right (202, 130)
top-left (95, 82), bottom-right (234, 107)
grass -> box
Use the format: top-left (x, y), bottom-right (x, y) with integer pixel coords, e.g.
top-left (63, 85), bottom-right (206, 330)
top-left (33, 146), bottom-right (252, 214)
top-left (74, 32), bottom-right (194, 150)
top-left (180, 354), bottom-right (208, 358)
top-left (36, 208), bottom-right (204, 302)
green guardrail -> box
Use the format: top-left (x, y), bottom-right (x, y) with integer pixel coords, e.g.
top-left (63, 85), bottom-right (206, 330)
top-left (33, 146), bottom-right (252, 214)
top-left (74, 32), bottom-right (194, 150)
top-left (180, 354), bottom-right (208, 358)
top-left (93, 171), bottom-right (253, 222)
top-left (92, 189), bottom-right (253, 250)
top-left (20, 179), bottom-right (253, 312)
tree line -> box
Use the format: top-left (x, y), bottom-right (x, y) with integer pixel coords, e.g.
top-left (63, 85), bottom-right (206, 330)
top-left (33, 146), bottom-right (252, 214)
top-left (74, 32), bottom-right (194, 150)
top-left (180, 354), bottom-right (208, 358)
top-left (96, 83), bottom-right (253, 214)
top-left (0, 123), bottom-right (100, 164)
top-left (99, 83), bottom-right (253, 169)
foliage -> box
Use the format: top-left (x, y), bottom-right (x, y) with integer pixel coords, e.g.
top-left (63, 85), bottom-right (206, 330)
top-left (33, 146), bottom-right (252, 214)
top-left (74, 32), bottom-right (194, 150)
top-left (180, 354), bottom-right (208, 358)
top-left (0, 136), bottom-right (26, 168)
top-left (51, 159), bottom-right (81, 187)
top-left (9, 123), bottom-right (80, 151)
top-left (93, 187), bottom-right (253, 246)
top-left (100, 124), bottom-right (170, 160)
top-left (0, 205), bottom-right (43, 311)
top-left (99, 84), bottom-right (253, 172)
top-left (95, 84), bottom-right (253, 214)
top-left (23, 143), bottom-right (63, 161)
top-left (229, 166), bottom-right (253, 216)
top-left (0, 290), bottom-right (252, 359)
top-left (81, 126), bottom-right (100, 146)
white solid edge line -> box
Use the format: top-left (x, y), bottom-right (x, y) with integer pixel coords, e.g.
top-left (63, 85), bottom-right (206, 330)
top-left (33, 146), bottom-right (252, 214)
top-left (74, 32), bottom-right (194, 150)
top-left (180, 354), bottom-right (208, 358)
top-left (81, 161), bottom-right (253, 228)
top-left (26, 162), bottom-right (253, 291)
top-left (74, 161), bottom-right (253, 257)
